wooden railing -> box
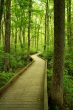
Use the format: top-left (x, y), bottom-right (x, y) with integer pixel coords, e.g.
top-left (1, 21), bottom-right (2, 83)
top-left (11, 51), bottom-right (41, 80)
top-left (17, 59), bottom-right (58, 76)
top-left (44, 60), bottom-right (48, 110)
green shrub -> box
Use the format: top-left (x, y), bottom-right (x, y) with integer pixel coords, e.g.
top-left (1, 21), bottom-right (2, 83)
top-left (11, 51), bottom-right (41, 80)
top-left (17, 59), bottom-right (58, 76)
top-left (64, 74), bottom-right (73, 110)
top-left (65, 52), bottom-right (73, 76)
top-left (10, 55), bottom-right (18, 69)
top-left (41, 51), bottom-right (53, 61)
top-left (0, 47), bottom-right (30, 71)
top-left (47, 51), bottom-right (73, 110)
top-left (0, 72), bottom-right (14, 88)
top-left (30, 48), bottom-right (37, 54)
top-left (47, 69), bottom-right (73, 110)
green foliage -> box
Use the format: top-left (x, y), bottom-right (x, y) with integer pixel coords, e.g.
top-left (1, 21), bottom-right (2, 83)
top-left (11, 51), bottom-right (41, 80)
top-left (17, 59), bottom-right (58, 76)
top-left (42, 51), bottom-right (73, 110)
top-left (64, 74), bottom-right (73, 110)
top-left (0, 47), bottom-right (30, 71)
top-left (40, 51), bottom-right (53, 61)
top-left (65, 52), bottom-right (73, 76)
top-left (40, 51), bottom-right (53, 69)
top-left (0, 72), bottom-right (14, 88)
top-left (30, 48), bottom-right (37, 54)
top-left (10, 54), bottom-right (18, 69)
top-left (0, 50), bottom-right (4, 70)
top-left (10, 50), bottom-right (29, 70)
top-left (47, 69), bottom-right (73, 110)
top-left (0, 47), bottom-right (31, 88)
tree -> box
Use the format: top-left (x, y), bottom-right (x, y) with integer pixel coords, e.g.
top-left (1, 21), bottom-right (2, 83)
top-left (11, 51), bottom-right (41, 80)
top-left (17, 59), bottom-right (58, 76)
top-left (67, 0), bottom-right (72, 51)
top-left (4, 0), bottom-right (11, 71)
top-left (50, 0), bottom-right (65, 108)
top-left (28, 0), bottom-right (32, 55)
top-left (44, 0), bottom-right (49, 51)
top-left (0, 0), bottom-right (4, 41)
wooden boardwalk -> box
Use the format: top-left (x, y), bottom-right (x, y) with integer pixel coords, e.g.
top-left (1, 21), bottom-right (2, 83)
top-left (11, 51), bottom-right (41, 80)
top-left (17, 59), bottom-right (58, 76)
top-left (0, 54), bottom-right (46, 110)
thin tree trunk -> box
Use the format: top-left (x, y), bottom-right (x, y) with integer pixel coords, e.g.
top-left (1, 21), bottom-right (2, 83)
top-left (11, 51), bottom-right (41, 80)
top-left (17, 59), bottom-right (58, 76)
top-left (19, 27), bottom-right (23, 49)
top-left (15, 28), bottom-right (17, 53)
top-left (37, 27), bottom-right (39, 51)
top-left (67, 0), bottom-right (72, 51)
top-left (22, 27), bottom-right (25, 48)
top-left (44, 14), bottom-right (47, 51)
top-left (46, 0), bottom-right (49, 52)
top-left (28, 0), bottom-right (32, 55)
top-left (44, 0), bottom-right (49, 52)
top-left (1, 19), bottom-right (5, 47)
top-left (0, 0), bottom-right (4, 42)
top-left (35, 23), bottom-right (37, 49)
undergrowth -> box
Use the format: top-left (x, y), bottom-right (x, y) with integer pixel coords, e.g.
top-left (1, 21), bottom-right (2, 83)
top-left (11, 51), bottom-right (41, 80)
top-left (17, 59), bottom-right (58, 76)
top-left (41, 51), bottom-right (73, 110)
top-left (0, 72), bottom-right (14, 88)
top-left (0, 47), bottom-right (33, 88)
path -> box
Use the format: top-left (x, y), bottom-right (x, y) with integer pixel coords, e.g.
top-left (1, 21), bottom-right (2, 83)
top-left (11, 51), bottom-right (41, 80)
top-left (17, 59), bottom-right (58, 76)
top-left (0, 54), bottom-right (46, 110)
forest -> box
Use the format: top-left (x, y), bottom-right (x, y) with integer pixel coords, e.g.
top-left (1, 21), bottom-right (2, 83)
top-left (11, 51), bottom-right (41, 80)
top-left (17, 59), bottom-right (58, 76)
top-left (0, 0), bottom-right (73, 110)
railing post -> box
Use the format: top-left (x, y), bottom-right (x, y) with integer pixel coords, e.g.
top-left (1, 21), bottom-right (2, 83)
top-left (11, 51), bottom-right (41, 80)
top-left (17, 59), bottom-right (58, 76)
top-left (44, 60), bottom-right (48, 110)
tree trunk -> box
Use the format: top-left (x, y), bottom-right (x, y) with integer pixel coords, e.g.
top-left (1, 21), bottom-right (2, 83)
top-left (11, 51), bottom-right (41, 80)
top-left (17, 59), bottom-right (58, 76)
top-left (22, 27), bottom-right (25, 49)
top-left (50, 0), bottom-right (65, 108)
top-left (19, 27), bottom-right (23, 49)
top-left (15, 28), bottom-right (17, 53)
top-left (34, 23), bottom-right (37, 49)
top-left (37, 27), bottom-right (39, 51)
top-left (1, 19), bottom-right (5, 46)
top-left (67, 0), bottom-right (72, 51)
top-left (46, 0), bottom-right (49, 52)
top-left (44, 14), bottom-right (47, 51)
top-left (28, 0), bottom-right (32, 55)
top-left (4, 0), bottom-right (11, 71)
top-left (44, 0), bottom-right (49, 52)
top-left (0, 0), bottom-right (4, 42)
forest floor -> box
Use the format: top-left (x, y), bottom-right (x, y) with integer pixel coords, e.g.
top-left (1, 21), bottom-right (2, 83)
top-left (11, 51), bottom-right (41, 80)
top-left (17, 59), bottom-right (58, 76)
top-left (0, 54), bottom-right (46, 110)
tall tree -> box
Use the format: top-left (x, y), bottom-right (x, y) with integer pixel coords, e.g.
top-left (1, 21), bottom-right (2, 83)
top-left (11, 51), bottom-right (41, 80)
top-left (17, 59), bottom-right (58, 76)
top-left (44, 14), bottom-right (47, 51)
top-left (50, 0), bottom-right (65, 108)
top-left (44, 0), bottom-right (49, 51)
top-left (4, 0), bottom-right (11, 71)
top-left (28, 0), bottom-right (32, 55)
top-left (0, 0), bottom-right (4, 41)
top-left (67, 0), bottom-right (72, 51)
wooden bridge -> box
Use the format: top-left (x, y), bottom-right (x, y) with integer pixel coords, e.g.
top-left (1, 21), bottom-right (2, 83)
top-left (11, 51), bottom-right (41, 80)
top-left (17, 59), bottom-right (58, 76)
top-left (0, 54), bottom-right (48, 110)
